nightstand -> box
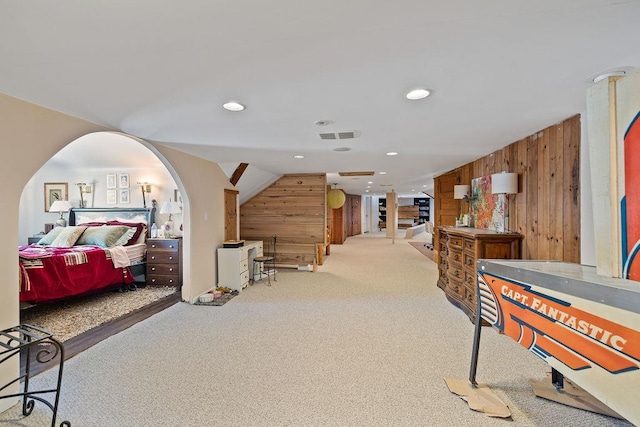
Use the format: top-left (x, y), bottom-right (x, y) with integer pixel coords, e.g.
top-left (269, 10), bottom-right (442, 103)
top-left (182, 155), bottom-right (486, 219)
top-left (146, 238), bottom-right (182, 288)
top-left (28, 235), bottom-right (44, 245)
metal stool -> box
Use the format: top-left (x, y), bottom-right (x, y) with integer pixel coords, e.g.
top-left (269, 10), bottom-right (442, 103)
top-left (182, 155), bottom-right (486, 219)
top-left (253, 235), bottom-right (277, 285)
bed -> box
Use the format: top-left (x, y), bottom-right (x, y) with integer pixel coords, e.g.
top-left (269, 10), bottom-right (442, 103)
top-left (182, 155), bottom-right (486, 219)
top-left (19, 207), bottom-right (155, 304)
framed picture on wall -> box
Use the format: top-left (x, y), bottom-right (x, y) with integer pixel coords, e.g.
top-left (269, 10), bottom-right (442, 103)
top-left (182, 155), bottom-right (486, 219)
top-left (106, 174), bottom-right (117, 189)
top-left (106, 189), bottom-right (117, 205)
top-left (44, 182), bottom-right (68, 212)
top-left (119, 173), bottom-right (130, 188)
top-left (119, 189), bottom-right (130, 204)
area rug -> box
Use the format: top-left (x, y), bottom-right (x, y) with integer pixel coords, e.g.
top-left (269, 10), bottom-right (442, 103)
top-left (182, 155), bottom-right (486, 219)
top-left (20, 286), bottom-right (178, 343)
top-left (193, 292), bottom-right (237, 306)
top-left (409, 241), bottom-right (435, 262)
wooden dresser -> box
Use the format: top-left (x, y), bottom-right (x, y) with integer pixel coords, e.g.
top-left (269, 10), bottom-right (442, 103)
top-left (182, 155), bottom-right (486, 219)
top-left (436, 226), bottom-right (522, 322)
top-left (146, 238), bottom-right (182, 288)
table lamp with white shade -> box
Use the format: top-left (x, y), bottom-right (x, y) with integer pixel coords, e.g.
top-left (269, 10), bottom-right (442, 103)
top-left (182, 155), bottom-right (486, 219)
top-left (160, 200), bottom-right (182, 237)
top-left (49, 200), bottom-right (73, 227)
top-left (491, 172), bottom-right (518, 233)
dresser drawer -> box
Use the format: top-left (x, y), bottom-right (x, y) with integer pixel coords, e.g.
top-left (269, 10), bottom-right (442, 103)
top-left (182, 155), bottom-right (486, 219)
top-left (240, 270), bottom-right (250, 287)
top-left (464, 269), bottom-right (476, 290)
top-left (240, 259), bottom-right (249, 273)
top-left (147, 274), bottom-right (180, 287)
top-left (148, 252), bottom-right (179, 263)
top-left (448, 235), bottom-right (463, 249)
top-left (447, 276), bottom-right (465, 299)
top-left (147, 239), bottom-right (180, 251)
top-left (449, 248), bottom-right (463, 264)
top-left (463, 238), bottom-right (475, 252)
top-left (447, 264), bottom-right (464, 281)
top-left (463, 251), bottom-right (475, 270)
top-left (147, 264), bottom-right (179, 275)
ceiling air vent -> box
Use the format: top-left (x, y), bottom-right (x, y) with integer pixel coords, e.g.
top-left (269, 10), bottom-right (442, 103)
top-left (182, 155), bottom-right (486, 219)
top-left (319, 132), bottom-right (337, 140)
top-left (338, 171), bottom-right (375, 177)
top-left (318, 130), bottom-right (358, 140)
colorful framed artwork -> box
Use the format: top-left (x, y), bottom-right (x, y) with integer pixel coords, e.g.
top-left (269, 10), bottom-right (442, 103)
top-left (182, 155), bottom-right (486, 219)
top-left (119, 173), bottom-right (130, 188)
top-left (119, 189), bottom-right (130, 204)
top-left (106, 189), bottom-right (117, 205)
top-left (44, 182), bottom-right (68, 212)
top-left (106, 174), bottom-right (117, 189)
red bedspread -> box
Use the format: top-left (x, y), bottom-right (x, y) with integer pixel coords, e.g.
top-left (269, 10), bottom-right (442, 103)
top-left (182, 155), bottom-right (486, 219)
top-left (19, 245), bottom-right (134, 304)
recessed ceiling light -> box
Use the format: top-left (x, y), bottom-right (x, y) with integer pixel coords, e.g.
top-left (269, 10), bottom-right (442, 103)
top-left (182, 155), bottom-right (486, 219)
top-left (406, 88), bottom-right (431, 100)
top-left (379, 171), bottom-right (387, 175)
top-left (222, 101), bottom-right (245, 112)
top-left (386, 152), bottom-right (398, 156)
top-left (367, 181), bottom-right (373, 184)
top-left (315, 120), bottom-right (332, 126)
top-left (333, 147), bottom-right (351, 152)
top-left (365, 190), bottom-right (370, 193)
top-left (293, 155), bottom-right (304, 159)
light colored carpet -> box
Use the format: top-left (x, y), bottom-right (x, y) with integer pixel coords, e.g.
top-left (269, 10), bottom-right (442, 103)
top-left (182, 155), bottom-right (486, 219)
top-left (1, 232), bottom-right (632, 426)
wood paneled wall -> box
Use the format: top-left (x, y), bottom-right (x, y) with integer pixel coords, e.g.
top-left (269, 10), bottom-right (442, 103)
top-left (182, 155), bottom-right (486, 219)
top-left (434, 114), bottom-right (580, 263)
top-left (240, 173), bottom-right (327, 265)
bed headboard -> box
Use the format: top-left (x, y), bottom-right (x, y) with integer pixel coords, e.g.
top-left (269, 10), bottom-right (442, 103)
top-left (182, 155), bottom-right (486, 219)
top-left (68, 207), bottom-right (156, 236)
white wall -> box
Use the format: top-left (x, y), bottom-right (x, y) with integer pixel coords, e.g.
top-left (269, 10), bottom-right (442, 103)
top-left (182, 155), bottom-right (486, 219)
top-left (19, 162), bottom-right (178, 244)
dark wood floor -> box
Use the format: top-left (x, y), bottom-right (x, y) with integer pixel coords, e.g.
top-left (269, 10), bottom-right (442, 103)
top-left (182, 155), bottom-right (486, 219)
top-left (21, 292), bottom-right (181, 377)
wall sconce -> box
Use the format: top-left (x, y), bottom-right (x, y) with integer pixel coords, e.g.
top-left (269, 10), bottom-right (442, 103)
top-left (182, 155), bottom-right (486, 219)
top-left (491, 172), bottom-right (518, 233)
top-left (75, 182), bottom-right (91, 208)
top-left (137, 181), bottom-right (152, 208)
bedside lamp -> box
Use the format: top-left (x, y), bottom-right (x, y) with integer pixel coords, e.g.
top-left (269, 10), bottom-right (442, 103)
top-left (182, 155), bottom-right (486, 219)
top-left (491, 172), bottom-right (518, 233)
top-left (160, 200), bottom-right (181, 237)
top-left (49, 200), bottom-right (73, 227)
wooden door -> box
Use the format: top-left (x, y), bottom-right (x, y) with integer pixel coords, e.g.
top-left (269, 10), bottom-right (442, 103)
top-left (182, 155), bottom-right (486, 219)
top-left (348, 195), bottom-right (361, 236)
top-left (331, 206), bottom-right (345, 244)
top-left (224, 189), bottom-right (239, 241)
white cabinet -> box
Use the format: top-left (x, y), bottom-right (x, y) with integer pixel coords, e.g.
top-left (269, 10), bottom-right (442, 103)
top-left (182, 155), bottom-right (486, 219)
top-left (216, 241), bottom-right (263, 291)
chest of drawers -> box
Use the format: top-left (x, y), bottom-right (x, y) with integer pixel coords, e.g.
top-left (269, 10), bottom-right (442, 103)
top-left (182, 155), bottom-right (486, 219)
top-left (436, 227), bottom-right (521, 322)
top-left (146, 238), bottom-right (182, 288)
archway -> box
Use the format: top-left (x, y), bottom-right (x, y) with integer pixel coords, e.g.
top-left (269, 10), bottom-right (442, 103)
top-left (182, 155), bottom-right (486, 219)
top-left (18, 131), bottom-right (191, 329)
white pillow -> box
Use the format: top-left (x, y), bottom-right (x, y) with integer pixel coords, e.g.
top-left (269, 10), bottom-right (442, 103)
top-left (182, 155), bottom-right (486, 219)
top-left (50, 226), bottom-right (88, 247)
top-left (76, 215), bottom-right (107, 225)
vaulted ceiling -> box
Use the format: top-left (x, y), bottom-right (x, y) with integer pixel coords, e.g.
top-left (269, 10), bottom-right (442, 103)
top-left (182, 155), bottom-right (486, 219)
top-left (2, 1), bottom-right (639, 197)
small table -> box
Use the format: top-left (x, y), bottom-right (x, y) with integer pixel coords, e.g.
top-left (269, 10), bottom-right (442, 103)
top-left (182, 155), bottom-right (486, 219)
top-left (0, 324), bottom-right (70, 426)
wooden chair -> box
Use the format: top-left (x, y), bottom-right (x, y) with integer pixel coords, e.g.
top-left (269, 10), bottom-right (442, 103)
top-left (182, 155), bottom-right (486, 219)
top-left (253, 235), bottom-right (277, 285)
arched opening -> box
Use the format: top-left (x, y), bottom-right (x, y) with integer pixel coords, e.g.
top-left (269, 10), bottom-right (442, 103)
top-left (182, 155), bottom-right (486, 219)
top-left (18, 131), bottom-right (190, 341)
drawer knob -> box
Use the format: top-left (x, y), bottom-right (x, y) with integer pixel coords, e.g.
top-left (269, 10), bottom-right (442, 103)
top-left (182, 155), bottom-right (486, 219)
top-left (151, 244), bottom-right (156, 248)
top-left (151, 267), bottom-right (156, 271)
top-left (169, 268), bottom-right (173, 272)
top-left (169, 256), bottom-right (173, 260)
top-left (169, 245), bottom-right (174, 249)
top-left (169, 279), bottom-right (173, 283)
top-left (151, 256), bottom-right (156, 260)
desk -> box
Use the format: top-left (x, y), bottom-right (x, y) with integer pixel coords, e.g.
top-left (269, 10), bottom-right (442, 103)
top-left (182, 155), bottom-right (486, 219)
top-left (217, 241), bottom-right (263, 291)
top-left (0, 324), bottom-right (70, 426)
top-left (471, 260), bottom-right (640, 424)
